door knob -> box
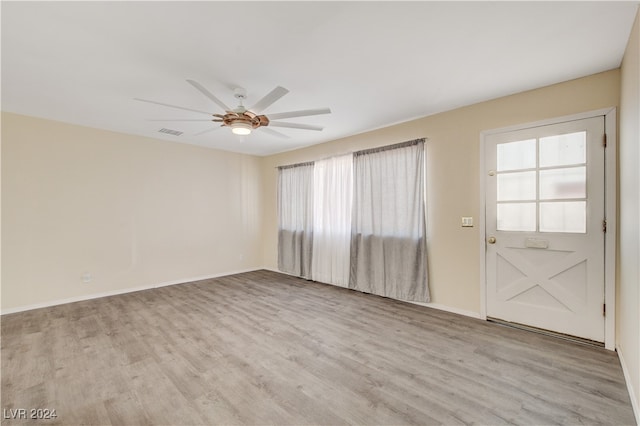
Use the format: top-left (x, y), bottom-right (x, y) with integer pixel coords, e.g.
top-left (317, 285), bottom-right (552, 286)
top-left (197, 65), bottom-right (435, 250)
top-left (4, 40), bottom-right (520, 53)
top-left (487, 236), bottom-right (496, 244)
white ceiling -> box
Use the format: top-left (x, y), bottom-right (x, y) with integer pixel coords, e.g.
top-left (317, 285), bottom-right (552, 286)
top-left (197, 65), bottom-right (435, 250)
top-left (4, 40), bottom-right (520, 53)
top-left (2, 1), bottom-right (638, 156)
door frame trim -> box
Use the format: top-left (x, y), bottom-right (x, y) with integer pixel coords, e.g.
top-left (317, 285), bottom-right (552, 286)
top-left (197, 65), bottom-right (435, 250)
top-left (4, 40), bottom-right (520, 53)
top-left (479, 108), bottom-right (617, 350)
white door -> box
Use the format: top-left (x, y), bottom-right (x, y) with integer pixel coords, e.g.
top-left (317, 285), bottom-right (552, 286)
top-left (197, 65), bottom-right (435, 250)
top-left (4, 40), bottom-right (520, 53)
top-left (485, 116), bottom-right (605, 342)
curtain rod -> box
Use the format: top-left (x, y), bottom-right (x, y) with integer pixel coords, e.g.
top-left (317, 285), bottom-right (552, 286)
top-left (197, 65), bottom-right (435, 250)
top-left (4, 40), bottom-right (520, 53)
top-left (353, 138), bottom-right (425, 157)
top-left (277, 161), bottom-right (314, 170)
top-left (275, 137), bottom-right (428, 169)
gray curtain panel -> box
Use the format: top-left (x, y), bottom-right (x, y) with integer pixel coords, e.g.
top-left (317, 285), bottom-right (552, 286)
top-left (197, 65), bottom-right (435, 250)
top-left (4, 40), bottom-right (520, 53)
top-left (349, 139), bottom-right (430, 302)
top-left (277, 162), bottom-right (314, 279)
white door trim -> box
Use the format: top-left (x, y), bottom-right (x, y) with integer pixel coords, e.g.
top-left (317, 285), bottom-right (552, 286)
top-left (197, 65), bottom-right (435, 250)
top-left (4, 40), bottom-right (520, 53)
top-left (479, 108), bottom-right (617, 350)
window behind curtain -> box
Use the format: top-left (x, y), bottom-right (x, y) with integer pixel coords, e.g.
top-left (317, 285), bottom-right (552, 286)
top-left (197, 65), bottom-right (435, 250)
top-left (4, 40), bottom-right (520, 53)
top-left (349, 140), bottom-right (429, 302)
top-left (311, 154), bottom-right (353, 287)
top-left (277, 139), bottom-right (429, 303)
top-left (277, 162), bottom-right (314, 279)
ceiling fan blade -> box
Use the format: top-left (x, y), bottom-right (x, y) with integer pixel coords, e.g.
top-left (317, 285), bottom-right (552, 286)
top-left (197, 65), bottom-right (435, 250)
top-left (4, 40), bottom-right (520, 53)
top-left (269, 121), bottom-right (323, 131)
top-left (194, 126), bottom-right (223, 136)
top-left (146, 119), bottom-right (214, 121)
top-left (186, 79), bottom-right (231, 112)
top-left (249, 86), bottom-right (289, 113)
top-left (134, 98), bottom-right (212, 115)
top-left (258, 127), bottom-right (290, 139)
top-left (267, 108), bottom-right (331, 120)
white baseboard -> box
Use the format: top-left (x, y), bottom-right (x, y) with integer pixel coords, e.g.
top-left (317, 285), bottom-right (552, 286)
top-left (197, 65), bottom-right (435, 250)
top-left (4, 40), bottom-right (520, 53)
top-left (410, 301), bottom-right (484, 320)
top-left (617, 345), bottom-right (640, 425)
top-left (0, 267), bottom-right (261, 315)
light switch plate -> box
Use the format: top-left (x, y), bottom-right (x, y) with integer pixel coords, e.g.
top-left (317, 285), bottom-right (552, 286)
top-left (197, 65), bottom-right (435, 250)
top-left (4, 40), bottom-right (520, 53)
top-left (461, 217), bottom-right (473, 227)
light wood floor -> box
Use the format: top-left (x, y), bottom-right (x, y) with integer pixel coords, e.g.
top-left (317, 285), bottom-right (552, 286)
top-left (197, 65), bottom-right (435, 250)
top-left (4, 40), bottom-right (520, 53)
top-left (1, 270), bottom-right (635, 425)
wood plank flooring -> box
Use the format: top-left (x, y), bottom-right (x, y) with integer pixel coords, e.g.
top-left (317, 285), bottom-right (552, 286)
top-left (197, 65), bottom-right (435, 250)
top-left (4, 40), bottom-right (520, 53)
top-left (1, 270), bottom-right (635, 425)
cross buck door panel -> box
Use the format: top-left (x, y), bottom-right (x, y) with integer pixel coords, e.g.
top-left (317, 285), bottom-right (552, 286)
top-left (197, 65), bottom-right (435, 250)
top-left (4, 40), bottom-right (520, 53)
top-left (485, 116), bottom-right (605, 342)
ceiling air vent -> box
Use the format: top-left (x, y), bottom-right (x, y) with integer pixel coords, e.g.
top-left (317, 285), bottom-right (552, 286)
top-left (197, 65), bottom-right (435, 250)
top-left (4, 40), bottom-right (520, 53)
top-left (158, 128), bottom-right (183, 136)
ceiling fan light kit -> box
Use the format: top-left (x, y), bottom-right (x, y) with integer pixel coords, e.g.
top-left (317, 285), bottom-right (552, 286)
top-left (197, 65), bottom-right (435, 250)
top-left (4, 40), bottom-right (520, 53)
top-left (231, 121), bottom-right (253, 136)
top-left (136, 80), bottom-right (331, 140)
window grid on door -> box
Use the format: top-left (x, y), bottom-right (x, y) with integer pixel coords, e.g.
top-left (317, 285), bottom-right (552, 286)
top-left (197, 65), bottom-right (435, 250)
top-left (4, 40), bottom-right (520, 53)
top-left (496, 131), bottom-right (587, 233)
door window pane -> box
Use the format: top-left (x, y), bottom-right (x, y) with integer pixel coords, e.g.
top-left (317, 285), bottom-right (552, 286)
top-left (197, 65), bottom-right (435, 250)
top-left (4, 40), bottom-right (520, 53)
top-left (540, 201), bottom-right (586, 233)
top-left (540, 132), bottom-right (586, 167)
top-left (497, 203), bottom-right (536, 232)
top-left (497, 139), bottom-right (536, 171)
top-left (539, 167), bottom-right (586, 200)
top-left (497, 171), bottom-right (536, 201)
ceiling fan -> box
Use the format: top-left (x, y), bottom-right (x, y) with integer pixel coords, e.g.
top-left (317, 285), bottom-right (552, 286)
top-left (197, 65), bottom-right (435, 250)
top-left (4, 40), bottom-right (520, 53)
top-left (135, 80), bottom-right (331, 139)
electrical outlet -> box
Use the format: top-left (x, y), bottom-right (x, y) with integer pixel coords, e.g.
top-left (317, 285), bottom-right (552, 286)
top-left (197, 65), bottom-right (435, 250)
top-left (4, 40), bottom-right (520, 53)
top-left (81, 272), bottom-right (92, 284)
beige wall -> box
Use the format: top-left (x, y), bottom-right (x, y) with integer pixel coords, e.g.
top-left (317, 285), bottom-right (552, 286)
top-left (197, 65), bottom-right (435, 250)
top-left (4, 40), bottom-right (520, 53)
top-left (261, 70), bottom-right (620, 314)
top-left (1, 112), bottom-right (263, 312)
top-left (618, 6), bottom-right (640, 419)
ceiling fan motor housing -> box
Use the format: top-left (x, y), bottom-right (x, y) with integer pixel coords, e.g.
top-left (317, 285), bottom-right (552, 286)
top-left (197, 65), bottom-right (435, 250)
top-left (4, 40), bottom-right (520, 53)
top-left (221, 112), bottom-right (269, 129)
